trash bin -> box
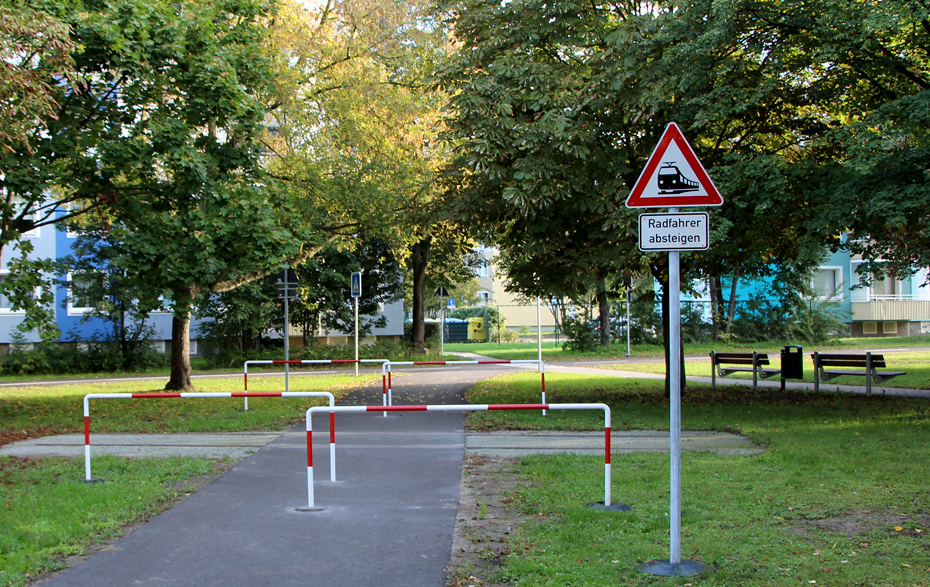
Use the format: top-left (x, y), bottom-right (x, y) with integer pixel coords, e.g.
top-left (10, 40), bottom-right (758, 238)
top-left (445, 319), bottom-right (469, 343)
top-left (780, 345), bottom-right (803, 389)
top-left (467, 317), bottom-right (487, 342)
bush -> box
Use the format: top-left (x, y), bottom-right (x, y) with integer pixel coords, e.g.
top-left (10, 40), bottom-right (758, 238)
top-left (561, 317), bottom-right (600, 352)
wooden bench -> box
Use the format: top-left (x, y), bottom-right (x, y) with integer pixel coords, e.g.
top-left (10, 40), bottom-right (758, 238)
top-left (710, 351), bottom-right (781, 391)
top-left (811, 352), bottom-right (906, 395)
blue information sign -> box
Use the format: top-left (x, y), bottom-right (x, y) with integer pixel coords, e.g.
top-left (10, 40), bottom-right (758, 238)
top-left (350, 272), bottom-right (362, 298)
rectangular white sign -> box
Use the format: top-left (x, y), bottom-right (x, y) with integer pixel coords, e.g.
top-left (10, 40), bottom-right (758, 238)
top-left (638, 212), bottom-right (709, 251)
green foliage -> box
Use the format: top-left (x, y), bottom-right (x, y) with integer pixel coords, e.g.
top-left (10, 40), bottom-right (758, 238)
top-left (1, 332), bottom-right (166, 376)
top-left (0, 240), bottom-right (60, 343)
top-left (560, 316), bottom-right (599, 353)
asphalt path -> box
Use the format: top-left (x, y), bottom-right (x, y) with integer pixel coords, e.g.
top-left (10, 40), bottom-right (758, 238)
top-left (37, 364), bottom-right (510, 587)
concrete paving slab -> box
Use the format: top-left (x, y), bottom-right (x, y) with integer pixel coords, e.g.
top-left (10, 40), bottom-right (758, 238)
top-left (0, 432), bottom-right (278, 459)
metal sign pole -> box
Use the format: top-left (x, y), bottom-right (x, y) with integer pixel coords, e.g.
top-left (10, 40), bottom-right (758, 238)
top-left (351, 271), bottom-right (362, 376)
top-left (669, 245), bottom-right (682, 564)
top-left (284, 278), bottom-right (290, 393)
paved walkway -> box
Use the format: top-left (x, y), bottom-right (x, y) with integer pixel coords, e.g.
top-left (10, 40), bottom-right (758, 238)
top-left (34, 367), bottom-right (490, 587)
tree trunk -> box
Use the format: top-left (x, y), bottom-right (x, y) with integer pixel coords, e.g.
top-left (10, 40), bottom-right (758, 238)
top-left (709, 277), bottom-right (720, 340)
top-left (725, 271), bottom-right (739, 335)
top-left (596, 280), bottom-right (611, 346)
top-left (409, 236), bottom-right (431, 353)
top-left (166, 290), bottom-right (195, 391)
top-left (656, 267), bottom-right (686, 398)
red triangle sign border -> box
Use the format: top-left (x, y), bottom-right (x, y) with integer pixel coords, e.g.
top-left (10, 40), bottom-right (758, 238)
top-left (625, 122), bottom-right (723, 208)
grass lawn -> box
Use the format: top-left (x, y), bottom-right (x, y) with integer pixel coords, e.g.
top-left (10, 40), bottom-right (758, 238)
top-left (595, 349), bottom-right (930, 390)
top-left (465, 372), bottom-right (930, 586)
top-left (446, 335), bottom-right (930, 362)
top-left (0, 373), bottom-right (374, 587)
top-left (0, 373), bottom-right (376, 434)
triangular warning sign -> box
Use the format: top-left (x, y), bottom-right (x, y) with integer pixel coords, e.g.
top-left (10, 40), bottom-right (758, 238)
top-left (625, 123), bottom-right (723, 208)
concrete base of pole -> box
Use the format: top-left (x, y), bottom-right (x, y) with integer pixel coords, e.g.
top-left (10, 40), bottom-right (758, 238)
top-left (584, 501), bottom-right (632, 512)
top-left (80, 477), bottom-right (107, 484)
top-left (636, 559), bottom-right (713, 576)
top-left (294, 506), bottom-right (325, 512)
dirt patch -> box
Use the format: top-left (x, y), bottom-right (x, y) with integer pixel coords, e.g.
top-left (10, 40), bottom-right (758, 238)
top-left (0, 427), bottom-right (56, 449)
top-left (447, 455), bottom-right (532, 587)
top-left (791, 510), bottom-right (930, 539)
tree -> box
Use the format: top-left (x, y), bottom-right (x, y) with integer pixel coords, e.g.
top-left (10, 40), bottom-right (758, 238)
top-left (266, 0), bottom-right (456, 353)
top-left (436, 0), bottom-right (859, 390)
top-left (62, 227), bottom-right (165, 370)
top-left (0, 2), bottom-right (76, 155)
top-left (290, 236), bottom-right (403, 341)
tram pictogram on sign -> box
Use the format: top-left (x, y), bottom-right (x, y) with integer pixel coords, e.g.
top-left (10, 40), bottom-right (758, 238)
top-left (625, 123), bottom-right (723, 208)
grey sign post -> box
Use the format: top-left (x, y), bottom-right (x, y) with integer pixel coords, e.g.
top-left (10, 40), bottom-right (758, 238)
top-left (351, 271), bottom-right (362, 376)
top-left (626, 123), bottom-right (722, 577)
top-left (277, 267), bottom-right (299, 395)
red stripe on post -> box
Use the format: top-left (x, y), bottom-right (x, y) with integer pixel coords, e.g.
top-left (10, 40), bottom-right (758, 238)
top-left (478, 360), bottom-right (511, 364)
top-left (489, 404), bottom-right (549, 411)
top-left (605, 427), bottom-right (611, 464)
top-left (307, 431), bottom-right (313, 466)
top-left (330, 413), bottom-right (335, 444)
top-left (132, 393), bottom-right (182, 398)
top-left (273, 360), bottom-right (302, 364)
top-left (366, 405), bottom-right (428, 412)
top-left (244, 373), bottom-right (248, 391)
top-left (541, 373), bottom-right (546, 393)
top-left (84, 416), bottom-right (90, 445)
top-left (382, 375), bottom-right (386, 396)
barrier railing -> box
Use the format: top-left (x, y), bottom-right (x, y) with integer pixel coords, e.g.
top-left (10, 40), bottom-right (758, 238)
top-left (242, 359), bottom-right (388, 410)
top-left (380, 360), bottom-right (547, 414)
top-left (302, 402), bottom-right (612, 510)
top-left (82, 391), bottom-right (336, 483)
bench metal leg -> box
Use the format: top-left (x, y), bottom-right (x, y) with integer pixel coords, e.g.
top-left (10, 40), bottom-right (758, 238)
top-left (813, 351), bottom-right (820, 393)
top-left (866, 352), bottom-right (872, 396)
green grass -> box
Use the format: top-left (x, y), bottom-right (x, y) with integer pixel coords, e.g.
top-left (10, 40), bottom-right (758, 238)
top-left (465, 372), bottom-right (930, 586)
top-left (588, 349), bottom-right (929, 390)
top-left (0, 456), bottom-right (226, 587)
top-left (447, 335), bottom-right (930, 362)
top-left (0, 373), bottom-right (376, 434)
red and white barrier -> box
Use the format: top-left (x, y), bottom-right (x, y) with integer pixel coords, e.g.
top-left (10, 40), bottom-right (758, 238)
top-left (242, 359), bottom-right (388, 410)
top-left (303, 402), bottom-right (611, 509)
top-left (380, 360), bottom-right (547, 414)
top-left (82, 391), bottom-right (336, 482)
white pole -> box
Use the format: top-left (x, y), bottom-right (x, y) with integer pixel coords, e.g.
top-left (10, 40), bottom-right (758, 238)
top-left (440, 299), bottom-right (445, 356)
top-left (669, 208), bottom-right (682, 565)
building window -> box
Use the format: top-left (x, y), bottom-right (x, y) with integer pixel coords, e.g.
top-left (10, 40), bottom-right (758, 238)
top-left (0, 273), bottom-right (37, 314)
top-left (813, 267), bottom-right (842, 299)
top-left (477, 291), bottom-right (491, 304)
top-left (883, 321), bottom-right (898, 334)
top-left (476, 259), bottom-right (490, 278)
top-left (872, 275), bottom-right (898, 298)
top-left (862, 322), bottom-right (877, 335)
top-left (68, 272), bottom-right (106, 314)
